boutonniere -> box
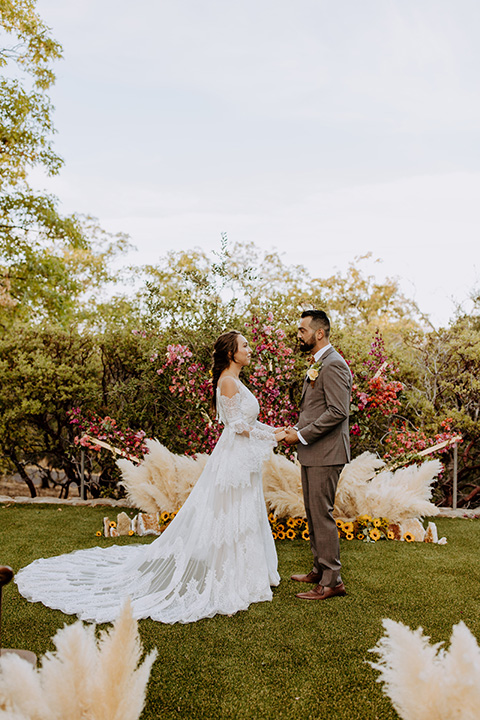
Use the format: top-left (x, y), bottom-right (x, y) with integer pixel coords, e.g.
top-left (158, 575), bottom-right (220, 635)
top-left (306, 361), bottom-right (322, 387)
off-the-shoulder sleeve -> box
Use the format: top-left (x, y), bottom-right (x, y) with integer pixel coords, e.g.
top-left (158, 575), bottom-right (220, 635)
top-left (218, 392), bottom-right (252, 435)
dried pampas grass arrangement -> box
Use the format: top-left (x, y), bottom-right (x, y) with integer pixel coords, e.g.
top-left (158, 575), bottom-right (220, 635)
top-left (0, 601), bottom-right (157, 720)
top-left (335, 453), bottom-right (442, 522)
top-left (369, 619), bottom-right (480, 720)
top-left (117, 441), bottom-right (442, 525)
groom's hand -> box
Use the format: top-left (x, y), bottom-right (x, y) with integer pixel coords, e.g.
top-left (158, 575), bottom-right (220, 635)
top-left (283, 427), bottom-right (299, 445)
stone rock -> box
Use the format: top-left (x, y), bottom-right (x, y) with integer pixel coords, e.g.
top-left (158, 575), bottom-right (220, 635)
top-left (424, 521), bottom-right (439, 543)
top-left (116, 511), bottom-right (133, 535)
top-left (135, 512), bottom-right (161, 536)
top-left (400, 518), bottom-right (425, 542)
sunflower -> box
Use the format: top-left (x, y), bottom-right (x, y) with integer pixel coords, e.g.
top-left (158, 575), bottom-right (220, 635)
top-left (343, 522), bottom-right (354, 533)
top-left (287, 518), bottom-right (296, 529)
top-left (358, 515), bottom-right (372, 523)
top-left (95, 531), bottom-right (102, 537)
top-left (295, 518), bottom-right (304, 527)
top-left (356, 533), bottom-right (365, 541)
top-left (335, 519), bottom-right (344, 529)
top-left (268, 512), bottom-right (275, 523)
top-left (373, 518), bottom-right (382, 528)
top-left (337, 530), bottom-right (342, 538)
top-left (160, 511), bottom-right (170, 523)
top-left (403, 532), bottom-right (415, 542)
top-left (302, 529), bottom-right (310, 541)
top-left (369, 528), bottom-right (381, 542)
top-left (277, 530), bottom-right (286, 540)
top-left (346, 532), bottom-right (354, 540)
top-left (272, 532), bottom-right (278, 540)
top-left (286, 528), bottom-right (296, 540)
top-left (387, 530), bottom-right (395, 540)
top-left (109, 521), bottom-right (117, 528)
top-left (128, 530), bottom-right (135, 536)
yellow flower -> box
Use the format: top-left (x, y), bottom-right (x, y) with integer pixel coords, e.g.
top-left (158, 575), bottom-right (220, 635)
top-left (337, 530), bottom-right (342, 538)
top-left (373, 518), bottom-right (382, 528)
top-left (268, 512), bottom-right (275, 523)
top-left (387, 530), bottom-right (395, 540)
top-left (277, 530), bottom-right (286, 540)
top-left (369, 528), bottom-right (381, 541)
top-left (295, 518), bottom-right (304, 527)
top-left (109, 521), bottom-right (117, 528)
top-left (95, 531), bottom-right (102, 537)
top-left (302, 529), bottom-right (310, 541)
top-left (287, 518), bottom-right (296, 528)
top-left (286, 528), bottom-right (296, 540)
top-left (346, 532), bottom-right (354, 540)
top-left (272, 532), bottom-right (278, 540)
top-left (128, 530), bottom-right (135, 536)
top-left (403, 532), bottom-right (415, 543)
top-left (160, 511), bottom-right (170, 523)
top-left (335, 519), bottom-right (344, 529)
top-left (356, 533), bottom-right (365, 541)
top-left (343, 522), bottom-right (354, 533)
top-left (358, 515), bottom-right (372, 524)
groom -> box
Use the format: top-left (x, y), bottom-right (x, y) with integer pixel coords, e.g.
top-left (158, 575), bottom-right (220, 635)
top-left (283, 310), bottom-right (352, 600)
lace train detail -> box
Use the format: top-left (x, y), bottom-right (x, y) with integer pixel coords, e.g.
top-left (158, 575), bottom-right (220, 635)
top-left (16, 380), bottom-right (280, 624)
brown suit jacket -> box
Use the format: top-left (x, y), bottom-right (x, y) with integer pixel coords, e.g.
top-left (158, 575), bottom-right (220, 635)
top-left (295, 347), bottom-right (352, 467)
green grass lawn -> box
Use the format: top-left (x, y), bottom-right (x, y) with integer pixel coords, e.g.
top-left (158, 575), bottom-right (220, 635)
top-left (1, 504), bottom-right (479, 719)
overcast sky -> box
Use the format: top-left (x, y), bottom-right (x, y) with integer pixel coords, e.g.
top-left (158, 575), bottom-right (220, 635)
top-left (33, 0), bottom-right (480, 326)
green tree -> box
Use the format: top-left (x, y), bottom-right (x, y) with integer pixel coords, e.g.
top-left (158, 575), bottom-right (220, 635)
top-left (0, 0), bottom-right (130, 327)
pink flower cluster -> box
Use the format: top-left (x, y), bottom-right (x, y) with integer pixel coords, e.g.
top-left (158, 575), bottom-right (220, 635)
top-left (350, 332), bottom-right (404, 435)
top-left (244, 315), bottom-right (298, 431)
top-left (68, 408), bottom-right (148, 459)
top-left (383, 418), bottom-right (461, 461)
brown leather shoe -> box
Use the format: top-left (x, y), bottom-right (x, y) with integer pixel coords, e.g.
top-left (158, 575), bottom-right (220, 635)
top-left (290, 570), bottom-right (322, 584)
top-left (296, 582), bottom-right (347, 600)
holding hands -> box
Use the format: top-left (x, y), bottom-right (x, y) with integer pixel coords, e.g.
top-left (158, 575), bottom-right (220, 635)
top-left (282, 427), bottom-right (299, 445)
top-left (273, 426), bottom-right (298, 444)
top-left (274, 427), bottom-right (286, 442)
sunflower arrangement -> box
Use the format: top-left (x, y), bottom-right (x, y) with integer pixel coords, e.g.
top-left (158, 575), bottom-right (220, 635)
top-left (336, 515), bottom-right (392, 543)
top-left (269, 513), bottom-right (309, 541)
top-left (159, 510), bottom-right (177, 528)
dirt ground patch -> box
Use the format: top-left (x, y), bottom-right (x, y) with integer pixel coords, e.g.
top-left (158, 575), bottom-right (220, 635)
top-left (0, 478), bottom-right (63, 499)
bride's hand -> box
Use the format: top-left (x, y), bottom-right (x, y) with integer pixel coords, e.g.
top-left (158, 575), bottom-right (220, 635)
top-left (274, 428), bottom-right (286, 442)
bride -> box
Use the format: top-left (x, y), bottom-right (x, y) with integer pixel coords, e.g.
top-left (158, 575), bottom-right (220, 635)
top-left (16, 330), bottom-right (285, 624)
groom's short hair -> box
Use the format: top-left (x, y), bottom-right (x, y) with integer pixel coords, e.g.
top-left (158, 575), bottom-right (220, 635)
top-left (301, 309), bottom-right (330, 337)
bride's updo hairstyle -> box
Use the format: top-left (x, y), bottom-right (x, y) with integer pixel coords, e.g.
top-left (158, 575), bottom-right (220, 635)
top-left (210, 330), bottom-right (242, 414)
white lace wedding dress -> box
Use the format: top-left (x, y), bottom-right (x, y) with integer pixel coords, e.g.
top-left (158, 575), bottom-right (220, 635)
top-left (15, 379), bottom-right (280, 624)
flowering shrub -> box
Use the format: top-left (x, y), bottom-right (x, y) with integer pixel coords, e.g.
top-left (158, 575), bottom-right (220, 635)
top-left (149, 313), bottom-right (299, 456)
top-left (154, 344), bottom-right (221, 455)
top-left (67, 408), bottom-right (148, 497)
top-left (382, 418), bottom-right (461, 469)
top-left (349, 331), bottom-right (404, 451)
top-left (68, 408), bottom-right (148, 458)
top-left (244, 314), bottom-right (298, 432)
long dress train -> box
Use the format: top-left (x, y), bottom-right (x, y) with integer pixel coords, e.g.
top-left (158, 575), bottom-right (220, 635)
top-left (15, 379), bottom-right (280, 624)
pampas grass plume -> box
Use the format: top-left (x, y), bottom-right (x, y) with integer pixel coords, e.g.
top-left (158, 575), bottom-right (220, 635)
top-left (0, 600), bottom-right (157, 720)
top-left (369, 619), bottom-right (480, 720)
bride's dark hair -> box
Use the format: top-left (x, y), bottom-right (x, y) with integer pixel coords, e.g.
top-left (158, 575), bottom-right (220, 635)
top-left (210, 330), bottom-right (242, 414)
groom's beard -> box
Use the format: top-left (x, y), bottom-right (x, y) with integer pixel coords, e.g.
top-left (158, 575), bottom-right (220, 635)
top-left (299, 338), bottom-right (315, 353)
